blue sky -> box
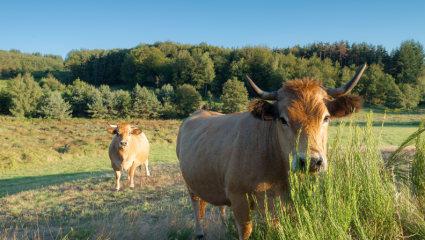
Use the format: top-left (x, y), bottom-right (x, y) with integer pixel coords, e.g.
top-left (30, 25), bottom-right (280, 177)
top-left (1, 0), bottom-right (424, 59)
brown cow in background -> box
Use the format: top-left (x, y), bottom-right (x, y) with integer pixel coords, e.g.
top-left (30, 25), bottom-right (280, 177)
top-left (107, 122), bottom-right (150, 191)
top-left (177, 65), bottom-right (366, 240)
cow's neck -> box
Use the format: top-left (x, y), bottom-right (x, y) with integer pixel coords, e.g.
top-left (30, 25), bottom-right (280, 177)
top-left (257, 119), bottom-right (289, 175)
top-left (117, 148), bottom-right (130, 160)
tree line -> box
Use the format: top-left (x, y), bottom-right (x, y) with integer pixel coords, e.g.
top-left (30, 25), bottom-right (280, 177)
top-left (0, 50), bottom-right (64, 78)
top-left (64, 40), bottom-right (425, 109)
top-left (0, 72), bottom-right (249, 119)
top-left (1, 39), bottom-right (424, 118)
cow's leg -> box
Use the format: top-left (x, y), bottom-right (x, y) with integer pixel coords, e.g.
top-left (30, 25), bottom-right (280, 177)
top-left (188, 190), bottom-right (206, 239)
top-left (229, 194), bottom-right (252, 240)
top-left (145, 158), bottom-right (150, 176)
top-left (113, 165), bottom-right (121, 191)
top-left (128, 163), bottom-right (138, 189)
top-left (218, 205), bottom-right (227, 229)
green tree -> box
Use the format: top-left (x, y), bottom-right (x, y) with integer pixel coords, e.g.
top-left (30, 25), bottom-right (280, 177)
top-left (0, 88), bottom-right (10, 115)
top-left (39, 73), bottom-right (65, 91)
top-left (114, 90), bottom-right (132, 118)
top-left (131, 84), bottom-right (162, 119)
top-left (172, 50), bottom-right (196, 87)
top-left (175, 84), bottom-right (201, 117)
top-left (121, 46), bottom-right (168, 87)
top-left (157, 84), bottom-right (177, 118)
top-left (394, 40), bottom-right (425, 81)
top-left (87, 87), bottom-right (107, 118)
top-left (37, 91), bottom-right (72, 119)
top-left (400, 84), bottom-right (421, 109)
top-left (63, 78), bottom-right (91, 118)
top-left (385, 85), bottom-right (406, 109)
top-left (220, 77), bottom-right (249, 114)
top-left (203, 90), bottom-right (220, 111)
top-left (157, 83), bottom-right (175, 104)
top-left (200, 52), bottom-right (216, 95)
top-left (7, 73), bottom-right (42, 117)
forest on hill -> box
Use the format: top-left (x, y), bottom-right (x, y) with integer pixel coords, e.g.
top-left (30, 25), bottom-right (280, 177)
top-left (0, 40), bottom-right (424, 119)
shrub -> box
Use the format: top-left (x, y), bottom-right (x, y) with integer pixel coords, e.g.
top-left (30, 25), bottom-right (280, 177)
top-left (37, 91), bottom-right (72, 119)
top-left (0, 88), bottom-right (10, 115)
top-left (7, 73), bottom-right (43, 117)
top-left (87, 87), bottom-right (107, 118)
top-left (39, 73), bottom-right (65, 91)
top-left (203, 90), bottom-right (220, 111)
top-left (220, 77), bottom-right (249, 113)
top-left (385, 84), bottom-right (406, 109)
top-left (64, 78), bottom-right (91, 118)
top-left (400, 83), bottom-right (421, 109)
top-left (161, 101), bottom-right (178, 119)
top-left (114, 90), bottom-right (132, 118)
top-left (175, 84), bottom-right (201, 117)
top-left (158, 83), bottom-right (175, 104)
top-left (131, 84), bottom-right (162, 119)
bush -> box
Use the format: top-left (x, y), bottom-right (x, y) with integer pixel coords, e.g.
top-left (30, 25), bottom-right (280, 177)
top-left (37, 91), bottom-right (72, 119)
top-left (0, 88), bottom-right (10, 115)
top-left (175, 84), bottom-right (201, 117)
top-left (202, 91), bottom-right (220, 111)
top-left (64, 78), bottom-right (91, 118)
top-left (131, 84), bottom-right (162, 119)
top-left (385, 84), bottom-right (406, 109)
top-left (220, 77), bottom-right (249, 113)
top-left (158, 83), bottom-right (175, 104)
top-left (7, 73), bottom-right (43, 117)
top-left (39, 73), bottom-right (65, 91)
top-left (162, 101), bottom-right (178, 119)
top-left (400, 83), bottom-right (421, 109)
top-left (87, 87), bottom-right (107, 118)
top-left (114, 90), bottom-right (132, 118)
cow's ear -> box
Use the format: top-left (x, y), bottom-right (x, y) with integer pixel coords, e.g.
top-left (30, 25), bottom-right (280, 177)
top-left (131, 128), bottom-right (142, 135)
top-left (327, 95), bottom-right (363, 118)
top-left (248, 99), bottom-right (279, 121)
top-left (107, 127), bottom-right (117, 134)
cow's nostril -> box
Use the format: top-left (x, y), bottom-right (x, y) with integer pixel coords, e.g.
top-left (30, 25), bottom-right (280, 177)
top-left (298, 158), bottom-right (306, 169)
top-left (316, 160), bottom-right (323, 166)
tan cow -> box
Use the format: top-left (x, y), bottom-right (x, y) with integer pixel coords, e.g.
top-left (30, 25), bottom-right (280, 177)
top-left (176, 64), bottom-right (366, 239)
top-left (107, 122), bottom-right (150, 191)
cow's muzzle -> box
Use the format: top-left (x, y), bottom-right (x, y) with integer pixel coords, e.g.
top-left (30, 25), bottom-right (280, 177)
top-left (293, 153), bottom-right (327, 173)
top-left (119, 141), bottom-right (129, 148)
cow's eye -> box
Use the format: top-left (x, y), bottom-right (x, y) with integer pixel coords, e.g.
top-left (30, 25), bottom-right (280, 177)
top-left (323, 115), bottom-right (330, 123)
top-left (280, 117), bottom-right (288, 126)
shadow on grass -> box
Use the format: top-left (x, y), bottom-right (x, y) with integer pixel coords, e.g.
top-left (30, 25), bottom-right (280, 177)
top-left (0, 170), bottom-right (112, 197)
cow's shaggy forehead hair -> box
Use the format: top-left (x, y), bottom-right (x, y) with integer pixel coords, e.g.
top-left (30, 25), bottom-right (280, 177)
top-left (115, 123), bottom-right (133, 133)
top-left (277, 78), bottom-right (329, 134)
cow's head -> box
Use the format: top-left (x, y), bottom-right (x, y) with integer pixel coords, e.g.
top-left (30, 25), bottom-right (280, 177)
top-left (247, 64), bottom-right (366, 174)
top-left (107, 122), bottom-right (142, 150)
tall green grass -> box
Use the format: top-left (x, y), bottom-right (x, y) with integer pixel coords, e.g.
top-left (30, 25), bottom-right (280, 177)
top-left (227, 112), bottom-right (425, 239)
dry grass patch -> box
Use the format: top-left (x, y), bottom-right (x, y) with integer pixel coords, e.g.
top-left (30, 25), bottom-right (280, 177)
top-left (0, 117), bottom-right (182, 170)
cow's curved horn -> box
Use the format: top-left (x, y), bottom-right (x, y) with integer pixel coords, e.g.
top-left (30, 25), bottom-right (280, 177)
top-left (323, 64), bottom-right (367, 97)
top-left (107, 122), bottom-right (117, 128)
top-left (246, 75), bottom-right (278, 100)
top-left (131, 121), bottom-right (139, 126)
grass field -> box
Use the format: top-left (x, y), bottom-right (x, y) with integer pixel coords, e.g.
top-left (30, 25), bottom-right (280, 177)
top-left (1, 110), bottom-right (425, 239)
